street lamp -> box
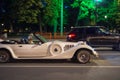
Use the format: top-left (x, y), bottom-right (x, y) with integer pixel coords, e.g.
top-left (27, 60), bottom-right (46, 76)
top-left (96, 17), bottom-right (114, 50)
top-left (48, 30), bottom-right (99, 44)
top-left (104, 15), bottom-right (107, 19)
top-left (95, 0), bottom-right (102, 3)
top-left (1, 23), bottom-right (4, 26)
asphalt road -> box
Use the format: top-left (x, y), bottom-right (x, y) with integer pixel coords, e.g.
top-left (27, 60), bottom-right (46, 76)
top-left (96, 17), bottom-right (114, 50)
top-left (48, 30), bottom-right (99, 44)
top-left (0, 48), bottom-right (120, 80)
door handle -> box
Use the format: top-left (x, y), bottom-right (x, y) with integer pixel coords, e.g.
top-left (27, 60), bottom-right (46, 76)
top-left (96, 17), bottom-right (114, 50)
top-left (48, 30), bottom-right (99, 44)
top-left (19, 45), bottom-right (22, 47)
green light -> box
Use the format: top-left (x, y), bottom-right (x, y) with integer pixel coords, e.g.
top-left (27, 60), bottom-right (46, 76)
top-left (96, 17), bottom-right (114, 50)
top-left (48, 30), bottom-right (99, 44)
top-left (104, 15), bottom-right (107, 19)
top-left (96, 0), bottom-right (102, 2)
top-left (60, 0), bottom-right (63, 36)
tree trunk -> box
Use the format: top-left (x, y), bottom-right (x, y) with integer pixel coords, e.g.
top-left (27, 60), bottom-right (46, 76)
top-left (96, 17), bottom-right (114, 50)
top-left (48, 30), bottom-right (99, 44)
top-left (39, 23), bottom-right (42, 34)
top-left (10, 23), bottom-right (13, 32)
top-left (75, 8), bottom-right (81, 26)
top-left (53, 20), bottom-right (57, 34)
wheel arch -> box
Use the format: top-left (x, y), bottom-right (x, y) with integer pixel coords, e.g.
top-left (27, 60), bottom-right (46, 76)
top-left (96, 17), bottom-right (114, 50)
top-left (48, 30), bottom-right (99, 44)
top-left (0, 47), bottom-right (16, 59)
top-left (72, 48), bottom-right (93, 58)
top-left (0, 48), bottom-right (12, 58)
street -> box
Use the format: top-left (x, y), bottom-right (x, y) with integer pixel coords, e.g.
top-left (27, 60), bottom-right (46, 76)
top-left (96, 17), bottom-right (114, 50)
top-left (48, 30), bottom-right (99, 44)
top-left (0, 48), bottom-right (120, 80)
top-left (0, 0), bottom-right (120, 80)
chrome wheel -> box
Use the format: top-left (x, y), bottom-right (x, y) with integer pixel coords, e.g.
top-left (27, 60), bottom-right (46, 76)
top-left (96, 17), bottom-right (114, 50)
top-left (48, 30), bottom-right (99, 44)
top-left (76, 50), bottom-right (90, 64)
top-left (0, 50), bottom-right (10, 63)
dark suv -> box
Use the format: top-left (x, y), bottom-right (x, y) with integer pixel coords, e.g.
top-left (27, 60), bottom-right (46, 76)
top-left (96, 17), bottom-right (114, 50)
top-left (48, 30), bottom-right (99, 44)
top-left (67, 26), bottom-right (120, 50)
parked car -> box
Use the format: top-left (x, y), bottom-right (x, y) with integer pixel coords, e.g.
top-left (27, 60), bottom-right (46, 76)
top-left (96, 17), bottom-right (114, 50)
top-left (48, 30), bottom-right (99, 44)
top-left (67, 26), bottom-right (120, 50)
top-left (0, 33), bottom-right (98, 63)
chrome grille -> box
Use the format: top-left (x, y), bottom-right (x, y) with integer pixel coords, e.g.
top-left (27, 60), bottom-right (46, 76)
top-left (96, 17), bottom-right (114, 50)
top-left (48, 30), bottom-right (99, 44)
top-left (64, 45), bottom-right (74, 51)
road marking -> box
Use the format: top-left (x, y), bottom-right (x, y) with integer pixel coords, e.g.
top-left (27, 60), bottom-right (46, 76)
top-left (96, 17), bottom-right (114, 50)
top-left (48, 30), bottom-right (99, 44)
top-left (0, 66), bottom-right (120, 68)
top-left (100, 54), bottom-right (120, 55)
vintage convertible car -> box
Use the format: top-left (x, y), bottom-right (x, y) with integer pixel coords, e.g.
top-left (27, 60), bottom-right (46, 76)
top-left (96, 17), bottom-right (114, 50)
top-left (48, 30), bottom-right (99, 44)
top-left (0, 33), bottom-right (98, 63)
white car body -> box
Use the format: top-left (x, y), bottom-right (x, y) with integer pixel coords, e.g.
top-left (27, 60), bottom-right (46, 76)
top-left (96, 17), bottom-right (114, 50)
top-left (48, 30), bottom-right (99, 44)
top-left (0, 34), bottom-right (98, 63)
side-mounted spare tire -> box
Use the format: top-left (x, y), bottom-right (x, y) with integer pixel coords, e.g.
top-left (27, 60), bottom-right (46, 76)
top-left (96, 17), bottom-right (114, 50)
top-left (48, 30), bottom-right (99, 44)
top-left (49, 44), bottom-right (63, 56)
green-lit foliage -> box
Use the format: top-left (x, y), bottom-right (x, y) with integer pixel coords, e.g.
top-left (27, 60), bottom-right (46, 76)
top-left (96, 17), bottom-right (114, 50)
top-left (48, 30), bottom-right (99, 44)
top-left (43, 0), bottom-right (60, 33)
top-left (71, 0), bottom-right (118, 27)
top-left (5, 0), bottom-right (61, 32)
top-left (1, 0), bottom-right (119, 32)
top-left (95, 0), bottom-right (102, 2)
top-left (96, 0), bottom-right (118, 29)
top-left (43, 0), bottom-right (60, 26)
top-left (71, 0), bottom-right (95, 25)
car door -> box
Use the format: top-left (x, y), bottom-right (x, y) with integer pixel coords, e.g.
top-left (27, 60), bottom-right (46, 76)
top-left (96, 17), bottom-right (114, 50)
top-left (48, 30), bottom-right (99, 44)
top-left (88, 28), bottom-right (118, 47)
top-left (86, 27), bottom-right (102, 46)
top-left (10, 43), bottom-right (48, 58)
top-left (100, 34), bottom-right (119, 46)
top-left (96, 27), bottom-right (118, 46)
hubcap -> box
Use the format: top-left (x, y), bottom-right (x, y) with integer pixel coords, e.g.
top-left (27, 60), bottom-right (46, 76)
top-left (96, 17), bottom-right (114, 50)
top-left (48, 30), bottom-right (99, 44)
top-left (77, 51), bottom-right (90, 63)
top-left (0, 52), bottom-right (9, 62)
top-left (80, 54), bottom-right (88, 62)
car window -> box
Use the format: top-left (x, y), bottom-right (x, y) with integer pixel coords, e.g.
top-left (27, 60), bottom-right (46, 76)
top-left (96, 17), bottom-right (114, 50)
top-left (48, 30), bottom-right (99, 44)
top-left (70, 28), bottom-right (78, 33)
top-left (97, 27), bottom-right (110, 35)
top-left (99, 27), bottom-right (109, 33)
top-left (86, 28), bottom-right (97, 35)
top-left (71, 28), bottom-right (84, 34)
top-left (78, 28), bottom-right (84, 34)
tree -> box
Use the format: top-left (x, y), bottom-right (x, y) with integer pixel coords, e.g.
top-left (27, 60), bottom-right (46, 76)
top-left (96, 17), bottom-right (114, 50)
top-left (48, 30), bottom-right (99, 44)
top-left (0, 0), bottom-right (15, 32)
top-left (96, 0), bottom-right (118, 30)
top-left (2, 0), bottom-right (62, 33)
top-left (71, 0), bottom-right (95, 26)
top-left (0, 0), bottom-right (45, 32)
top-left (12, 0), bottom-right (44, 32)
top-left (43, 0), bottom-right (60, 33)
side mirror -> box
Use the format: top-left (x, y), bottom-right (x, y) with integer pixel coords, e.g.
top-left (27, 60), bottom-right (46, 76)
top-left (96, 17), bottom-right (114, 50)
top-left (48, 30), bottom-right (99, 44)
top-left (97, 30), bottom-right (103, 35)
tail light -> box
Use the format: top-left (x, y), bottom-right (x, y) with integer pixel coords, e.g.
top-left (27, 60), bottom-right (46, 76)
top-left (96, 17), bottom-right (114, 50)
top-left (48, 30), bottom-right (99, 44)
top-left (68, 33), bottom-right (76, 38)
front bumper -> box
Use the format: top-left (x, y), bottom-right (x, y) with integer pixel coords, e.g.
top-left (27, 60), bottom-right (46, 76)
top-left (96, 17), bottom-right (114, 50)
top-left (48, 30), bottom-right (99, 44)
top-left (93, 50), bottom-right (99, 58)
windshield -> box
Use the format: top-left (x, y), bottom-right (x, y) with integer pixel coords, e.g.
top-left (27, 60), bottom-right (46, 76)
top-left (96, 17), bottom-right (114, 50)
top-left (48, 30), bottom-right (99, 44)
top-left (34, 33), bottom-right (48, 43)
